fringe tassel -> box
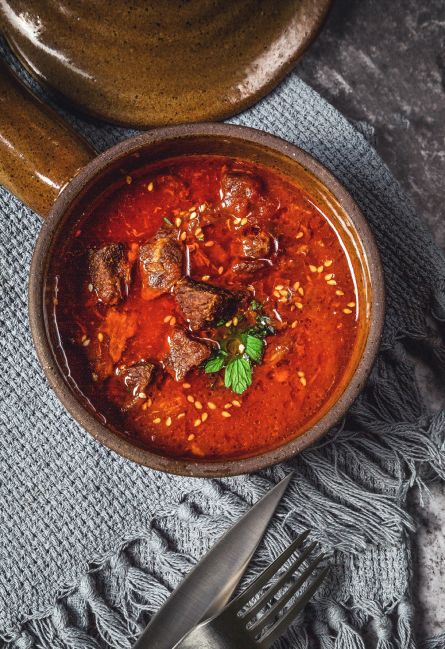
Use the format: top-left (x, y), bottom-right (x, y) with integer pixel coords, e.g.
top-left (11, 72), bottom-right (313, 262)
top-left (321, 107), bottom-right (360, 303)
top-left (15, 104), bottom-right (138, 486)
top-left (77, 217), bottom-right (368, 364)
top-left (396, 601), bottom-right (416, 649)
top-left (422, 634), bottom-right (445, 649)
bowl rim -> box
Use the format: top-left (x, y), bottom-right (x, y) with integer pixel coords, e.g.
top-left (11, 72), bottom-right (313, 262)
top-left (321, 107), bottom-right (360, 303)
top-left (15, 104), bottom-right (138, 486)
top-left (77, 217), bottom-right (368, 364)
top-left (29, 122), bottom-right (385, 477)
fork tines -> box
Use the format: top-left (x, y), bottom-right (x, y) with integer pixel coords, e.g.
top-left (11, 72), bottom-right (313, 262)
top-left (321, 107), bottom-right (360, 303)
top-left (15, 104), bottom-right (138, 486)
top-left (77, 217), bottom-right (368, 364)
top-left (227, 530), bottom-right (328, 648)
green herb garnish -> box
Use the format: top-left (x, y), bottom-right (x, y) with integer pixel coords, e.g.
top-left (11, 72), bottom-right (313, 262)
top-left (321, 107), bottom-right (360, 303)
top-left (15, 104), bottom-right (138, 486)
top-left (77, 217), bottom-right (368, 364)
top-left (163, 217), bottom-right (173, 226)
top-left (203, 301), bottom-right (273, 394)
top-left (204, 350), bottom-right (227, 373)
top-left (224, 357), bottom-right (252, 394)
top-left (243, 334), bottom-right (264, 362)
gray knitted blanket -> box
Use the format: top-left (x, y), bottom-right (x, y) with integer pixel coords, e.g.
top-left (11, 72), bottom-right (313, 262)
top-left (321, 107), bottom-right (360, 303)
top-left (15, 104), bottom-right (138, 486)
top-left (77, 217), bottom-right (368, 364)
top-left (1, 45), bottom-right (445, 648)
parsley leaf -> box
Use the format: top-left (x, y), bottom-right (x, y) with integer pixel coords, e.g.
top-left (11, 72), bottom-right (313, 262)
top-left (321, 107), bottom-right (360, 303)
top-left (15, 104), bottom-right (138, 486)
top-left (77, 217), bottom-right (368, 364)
top-left (244, 334), bottom-right (264, 362)
top-left (204, 351), bottom-right (227, 373)
top-left (224, 357), bottom-right (252, 394)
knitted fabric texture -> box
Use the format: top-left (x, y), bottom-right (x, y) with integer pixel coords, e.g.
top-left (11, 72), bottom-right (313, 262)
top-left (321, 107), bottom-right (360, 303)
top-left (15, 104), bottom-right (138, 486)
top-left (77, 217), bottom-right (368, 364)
top-left (1, 45), bottom-right (445, 648)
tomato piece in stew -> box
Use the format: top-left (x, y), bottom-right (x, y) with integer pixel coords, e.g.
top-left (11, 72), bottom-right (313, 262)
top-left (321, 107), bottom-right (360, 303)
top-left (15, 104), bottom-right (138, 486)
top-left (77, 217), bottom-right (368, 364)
top-left (53, 156), bottom-right (361, 460)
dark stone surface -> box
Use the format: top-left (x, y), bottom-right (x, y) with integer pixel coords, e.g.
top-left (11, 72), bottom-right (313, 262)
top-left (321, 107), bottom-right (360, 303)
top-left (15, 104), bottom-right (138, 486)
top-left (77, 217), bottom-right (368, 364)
top-left (297, 0), bottom-right (445, 248)
top-left (295, 0), bottom-right (445, 638)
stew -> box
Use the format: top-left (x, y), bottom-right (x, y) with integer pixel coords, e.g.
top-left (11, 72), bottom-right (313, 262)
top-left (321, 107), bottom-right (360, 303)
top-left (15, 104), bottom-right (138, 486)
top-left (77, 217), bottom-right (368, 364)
top-left (52, 155), bottom-right (361, 460)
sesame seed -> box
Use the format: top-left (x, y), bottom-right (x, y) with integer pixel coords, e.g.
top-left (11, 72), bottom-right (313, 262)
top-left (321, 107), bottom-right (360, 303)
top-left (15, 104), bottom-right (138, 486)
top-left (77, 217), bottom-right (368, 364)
top-left (309, 265), bottom-right (317, 273)
top-left (199, 204), bottom-right (206, 212)
top-left (295, 302), bottom-right (303, 309)
top-left (153, 418), bottom-right (161, 424)
top-left (317, 266), bottom-right (324, 273)
top-left (291, 321), bottom-right (298, 328)
top-left (142, 403), bottom-right (148, 411)
top-left (298, 287), bottom-right (304, 296)
top-left (238, 343), bottom-right (245, 354)
top-left (225, 319), bottom-right (233, 327)
top-left (279, 289), bottom-right (288, 297)
top-left (201, 275), bottom-right (210, 281)
top-left (207, 401), bottom-right (217, 410)
top-left (187, 433), bottom-right (195, 441)
top-left (275, 284), bottom-right (284, 291)
top-left (343, 308), bottom-right (353, 314)
top-left (327, 280), bottom-right (337, 285)
top-left (174, 217), bottom-right (182, 227)
top-left (146, 398), bottom-right (153, 407)
top-left (88, 283), bottom-right (93, 292)
top-left (221, 411), bottom-right (231, 418)
top-left (240, 217), bottom-right (248, 225)
top-left (296, 231), bottom-right (304, 239)
top-left (82, 338), bottom-right (90, 347)
top-left (297, 370), bottom-right (305, 377)
top-left (293, 281), bottom-right (300, 290)
top-left (147, 181), bottom-right (154, 191)
top-left (183, 383), bottom-right (191, 389)
top-left (278, 297), bottom-right (287, 303)
top-left (97, 332), bottom-right (104, 342)
top-left (126, 175), bottom-right (132, 184)
top-left (194, 401), bottom-right (203, 410)
top-left (204, 241), bottom-right (214, 247)
top-left (273, 290), bottom-right (281, 298)
top-left (324, 273), bottom-right (334, 281)
top-left (187, 395), bottom-right (195, 403)
top-left (92, 373), bottom-right (98, 382)
top-left (194, 227), bottom-right (203, 237)
top-left (347, 302), bottom-right (356, 307)
top-left (180, 231), bottom-right (187, 241)
top-left (164, 315), bottom-right (172, 323)
top-left (190, 211), bottom-right (197, 219)
top-left (300, 377), bottom-right (307, 387)
top-left (177, 412), bottom-right (186, 419)
top-left (232, 400), bottom-right (241, 407)
top-left (194, 418), bottom-right (202, 427)
top-left (218, 266), bottom-right (224, 275)
top-left (224, 403), bottom-right (232, 409)
top-left (201, 412), bottom-right (208, 422)
top-left (169, 317), bottom-right (176, 326)
top-left (324, 259), bottom-right (333, 267)
top-left (81, 334), bottom-right (87, 342)
top-left (336, 290), bottom-right (345, 296)
top-left (139, 392), bottom-right (146, 399)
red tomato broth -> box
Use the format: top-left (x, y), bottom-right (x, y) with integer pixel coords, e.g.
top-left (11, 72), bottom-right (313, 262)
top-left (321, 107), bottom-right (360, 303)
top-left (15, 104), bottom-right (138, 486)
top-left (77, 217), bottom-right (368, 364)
top-left (52, 155), bottom-right (363, 460)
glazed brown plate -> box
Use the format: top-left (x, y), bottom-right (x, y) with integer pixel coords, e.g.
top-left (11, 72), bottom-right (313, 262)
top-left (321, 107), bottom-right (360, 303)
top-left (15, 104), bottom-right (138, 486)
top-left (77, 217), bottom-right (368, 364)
top-left (1, 0), bottom-right (331, 127)
top-left (0, 65), bottom-right (384, 477)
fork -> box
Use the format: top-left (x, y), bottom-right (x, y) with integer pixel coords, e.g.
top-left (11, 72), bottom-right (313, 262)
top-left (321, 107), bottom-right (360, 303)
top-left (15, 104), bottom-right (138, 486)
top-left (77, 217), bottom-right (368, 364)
top-left (173, 530), bottom-right (328, 649)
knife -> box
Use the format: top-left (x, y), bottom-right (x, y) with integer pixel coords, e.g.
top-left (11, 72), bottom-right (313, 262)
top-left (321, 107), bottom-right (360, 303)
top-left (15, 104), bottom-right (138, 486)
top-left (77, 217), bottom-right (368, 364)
top-left (132, 472), bottom-right (293, 649)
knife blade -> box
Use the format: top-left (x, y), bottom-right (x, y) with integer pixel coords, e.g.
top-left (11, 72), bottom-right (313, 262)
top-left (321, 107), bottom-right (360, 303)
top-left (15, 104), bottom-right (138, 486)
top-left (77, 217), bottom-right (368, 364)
top-left (132, 472), bottom-right (293, 649)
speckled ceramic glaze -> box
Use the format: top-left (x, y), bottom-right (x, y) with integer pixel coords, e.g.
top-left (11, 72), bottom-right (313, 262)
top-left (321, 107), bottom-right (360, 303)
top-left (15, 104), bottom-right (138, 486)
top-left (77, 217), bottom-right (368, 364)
top-left (0, 0), bottom-right (331, 127)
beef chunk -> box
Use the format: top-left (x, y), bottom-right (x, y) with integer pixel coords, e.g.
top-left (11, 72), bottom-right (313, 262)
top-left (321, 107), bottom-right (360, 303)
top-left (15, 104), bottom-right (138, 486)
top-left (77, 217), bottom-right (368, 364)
top-left (174, 278), bottom-right (238, 331)
top-left (122, 362), bottom-right (156, 395)
top-left (220, 171), bottom-right (264, 217)
top-left (108, 360), bottom-right (156, 411)
top-left (139, 231), bottom-right (183, 299)
top-left (166, 328), bottom-right (211, 381)
top-left (89, 243), bottom-right (131, 305)
top-left (240, 229), bottom-right (271, 258)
